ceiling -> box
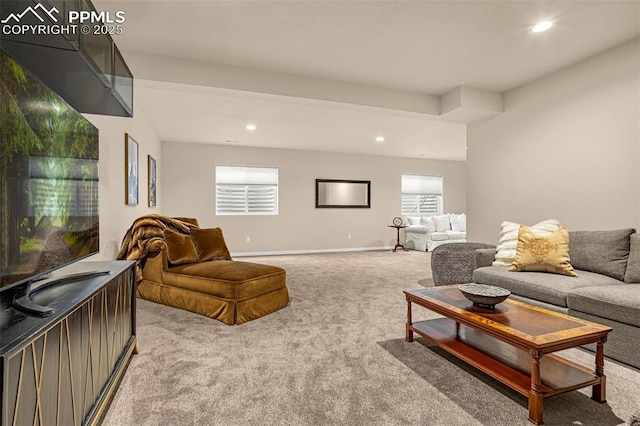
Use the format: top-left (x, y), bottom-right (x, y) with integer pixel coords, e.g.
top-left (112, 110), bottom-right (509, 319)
top-left (94, 1), bottom-right (640, 160)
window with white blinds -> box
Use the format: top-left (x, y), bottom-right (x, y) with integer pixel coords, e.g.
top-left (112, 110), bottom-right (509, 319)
top-left (216, 166), bottom-right (278, 215)
top-left (401, 174), bottom-right (443, 215)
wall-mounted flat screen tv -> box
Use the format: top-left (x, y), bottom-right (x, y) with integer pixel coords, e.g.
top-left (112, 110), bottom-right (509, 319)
top-left (0, 49), bottom-right (99, 290)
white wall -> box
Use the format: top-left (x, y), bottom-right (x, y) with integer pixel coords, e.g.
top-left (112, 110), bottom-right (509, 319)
top-left (161, 143), bottom-right (466, 254)
top-left (467, 39), bottom-right (640, 243)
top-left (125, 51), bottom-right (440, 116)
top-left (83, 97), bottom-right (162, 261)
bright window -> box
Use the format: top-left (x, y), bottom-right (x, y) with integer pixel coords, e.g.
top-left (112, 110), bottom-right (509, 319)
top-left (401, 174), bottom-right (443, 215)
top-left (216, 166), bottom-right (278, 215)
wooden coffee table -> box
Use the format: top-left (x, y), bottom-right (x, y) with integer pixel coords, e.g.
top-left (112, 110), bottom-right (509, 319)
top-left (404, 285), bottom-right (612, 425)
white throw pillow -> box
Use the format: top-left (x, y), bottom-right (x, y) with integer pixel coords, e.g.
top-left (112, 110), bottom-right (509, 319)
top-left (493, 219), bottom-right (561, 266)
top-left (406, 217), bottom-right (421, 226)
top-left (450, 213), bottom-right (466, 232)
top-left (432, 214), bottom-right (451, 232)
top-left (420, 216), bottom-right (436, 232)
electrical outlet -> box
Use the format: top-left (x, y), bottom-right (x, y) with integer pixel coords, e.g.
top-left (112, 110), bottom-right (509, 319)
top-left (347, 234), bottom-right (352, 240)
top-left (246, 236), bottom-right (251, 243)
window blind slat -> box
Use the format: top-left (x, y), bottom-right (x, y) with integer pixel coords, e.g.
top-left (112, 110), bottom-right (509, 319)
top-left (400, 174), bottom-right (442, 215)
top-left (215, 167), bottom-right (278, 215)
top-left (401, 194), bottom-right (439, 215)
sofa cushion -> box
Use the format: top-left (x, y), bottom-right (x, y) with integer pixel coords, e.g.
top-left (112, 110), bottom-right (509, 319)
top-left (567, 284), bottom-right (640, 327)
top-left (450, 213), bottom-right (466, 232)
top-left (420, 216), bottom-right (436, 232)
top-left (164, 260), bottom-right (286, 300)
top-left (569, 229), bottom-right (634, 281)
top-left (405, 225), bottom-right (429, 234)
top-left (433, 215), bottom-right (451, 232)
top-left (493, 219), bottom-right (560, 266)
top-left (473, 266), bottom-right (621, 307)
top-left (509, 226), bottom-right (576, 277)
top-left (406, 217), bottom-right (421, 225)
top-left (164, 230), bottom-right (199, 265)
top-left (191, 227), bottom-right (232, 262)
top-left (625, 232), bottom-right (640, 283)
top-left (431, 232), bottom-right (450, 241)
top-left (445, 230), bottom-right (466, 239)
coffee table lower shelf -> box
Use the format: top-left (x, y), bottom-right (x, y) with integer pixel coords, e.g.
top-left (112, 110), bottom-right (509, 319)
top-left (409, 317), bottom-right (601, 398)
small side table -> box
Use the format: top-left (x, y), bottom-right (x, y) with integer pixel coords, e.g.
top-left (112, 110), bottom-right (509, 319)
top-left (388, 225), bottom-right (408, 252)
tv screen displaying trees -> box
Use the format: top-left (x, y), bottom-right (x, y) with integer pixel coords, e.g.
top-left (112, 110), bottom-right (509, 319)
top-left (0, 49), bottom-right (100, 289)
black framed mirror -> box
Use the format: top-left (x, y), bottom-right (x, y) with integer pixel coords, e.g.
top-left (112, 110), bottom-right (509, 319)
top-left (315, 179), bottom-right (371, 208)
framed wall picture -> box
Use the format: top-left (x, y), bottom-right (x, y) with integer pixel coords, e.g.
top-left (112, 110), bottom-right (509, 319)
top-left (124, 133), bottom-right (139, 205)
top-left (148, 155), bottom-right (157, 207)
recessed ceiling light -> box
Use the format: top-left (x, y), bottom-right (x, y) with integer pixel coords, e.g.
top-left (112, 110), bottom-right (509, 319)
top-left (375, 136), bottom-right (385, 142)
top-left (245, 124), bottom-right (256, 131)
top-left (532, 21), bottom-right (553, 33)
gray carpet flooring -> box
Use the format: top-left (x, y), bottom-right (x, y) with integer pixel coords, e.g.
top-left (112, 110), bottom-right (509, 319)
top-left (103, 250), bottom-right (640, 425)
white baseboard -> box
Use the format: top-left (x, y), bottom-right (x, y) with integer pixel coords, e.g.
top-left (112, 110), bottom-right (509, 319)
top-left (231, 246), bottom-right (393, 257)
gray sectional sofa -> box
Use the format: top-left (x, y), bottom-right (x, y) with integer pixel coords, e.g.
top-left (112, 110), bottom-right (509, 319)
top-left (471, 228), bottom-right (640, 369)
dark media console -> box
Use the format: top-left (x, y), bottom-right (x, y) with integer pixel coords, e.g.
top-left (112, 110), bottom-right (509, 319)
top-left (0, 260), bottom-right (137, 426)
top-left (12, 270), bottom-right (112, 316)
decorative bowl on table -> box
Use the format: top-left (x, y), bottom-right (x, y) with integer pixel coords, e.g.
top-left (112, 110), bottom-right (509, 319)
top-left (459, 284), bottom-right (511, 310)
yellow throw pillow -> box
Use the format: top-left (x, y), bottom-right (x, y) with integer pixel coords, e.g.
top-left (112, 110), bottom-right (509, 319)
top-left (164, 229), bottom-right (199, 265)
top-left (509, 225), bottom-right (577, 277)
top-left (190, 227), bottom-right (232, 262)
